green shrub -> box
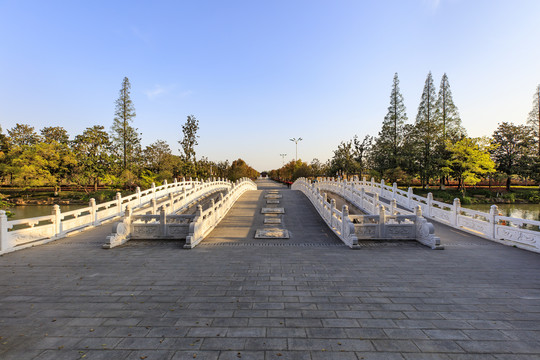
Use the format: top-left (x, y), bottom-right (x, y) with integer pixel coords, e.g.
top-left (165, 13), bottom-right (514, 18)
top-left (461, 196), bottom-right (472, 205)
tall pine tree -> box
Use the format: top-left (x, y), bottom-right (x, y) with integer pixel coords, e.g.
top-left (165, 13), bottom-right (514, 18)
top-left (527, 84), bottom-right (540, 156)
top-left (375, 73), bottom-right (407, 173)
top-left (111, 77), bottom-right (141, 170)
top-left (414, 71), bottom-right (441, 188)
top-left (435, 73), bottom-right (465, 141)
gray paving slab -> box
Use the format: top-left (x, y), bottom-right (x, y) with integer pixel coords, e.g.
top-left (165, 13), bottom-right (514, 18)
top-left (0, 179), bottom-right (539, 359)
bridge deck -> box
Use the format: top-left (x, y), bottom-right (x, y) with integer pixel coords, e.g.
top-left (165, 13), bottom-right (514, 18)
top-left (1, 179), bottom-right (540, 359)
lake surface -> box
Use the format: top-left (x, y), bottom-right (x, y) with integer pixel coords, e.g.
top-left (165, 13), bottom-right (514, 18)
top-left (467, 203), bottom-right (540, 221)
top-left (7, 205), bottom-right (87, 221)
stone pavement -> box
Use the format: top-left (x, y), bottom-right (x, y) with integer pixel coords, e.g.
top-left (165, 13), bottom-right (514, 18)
top-left (1, 179), bottom-right (540, 360)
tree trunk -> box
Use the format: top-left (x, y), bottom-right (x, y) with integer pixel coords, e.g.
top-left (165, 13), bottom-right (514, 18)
top-left (94, 179), bottom-right (98, 192)
top-left (506, 176), bottom-right (511, 192)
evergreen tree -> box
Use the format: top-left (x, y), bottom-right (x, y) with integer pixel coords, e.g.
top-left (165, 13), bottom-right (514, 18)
top-left (527, 84), bottom-right (540, 156)
top-left (179, 115), bottom-right (199, 163)
top-left (376, 73), bottom-right (408, 172)
top-left (491, 122), bottom-right (535, 191)
top-left (414, 71), bottom-right (441, 188)
top-left (435, 73), bottom-right (465, 141)
top-left (111, 77), bottom-right (140, 170)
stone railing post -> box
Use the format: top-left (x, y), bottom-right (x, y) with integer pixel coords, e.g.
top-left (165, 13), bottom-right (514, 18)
top-left (89, 198), bottom-right (97, 225)
top-left (381, 179), bottom-right (385, 197)
top-left (160, 206), bottom-right (167, 236)
top-left (360, 187), bottom-right (365, 209)
top-left (125, 204), bottom-right (132, 220)
top-left (427, 192), bottom-right (433, 218)
top-left (116, 192), bottom-right (122, 214)
top-left (392, 182), bottom-right (397, 199)
top-left (490, 205), bottom-right (499, 239)
top-left (371, 177), bottom-right (375, 193)
top-left (452, 198), bottom-right (460, 227)
top-left (330, 199), bottom-right (336, 228)
top-left (415, 205), bottom-right (422, 218)
top-left (390, 199), bottom-right (397, 215)
top-left (136, 187), bottom-right (141, 206)
top-left (373, 193), bottom-right (379, 212)
top-left (407, 187), bottom-right (413, 209)
top-left (379, 205), bottom-right (386, 238)
top-left (151, 198), bottom-right (157, 215)
top-left (196, 205), bottom-right (203, 218)
top-left (362, 176), bottom-right (366, 187)
top-left (342, 205), bottom-right (349, 237)
top-left (0, 210), bottom-right (11, 252)
top-left (52, 204), bottom-right (62, 237)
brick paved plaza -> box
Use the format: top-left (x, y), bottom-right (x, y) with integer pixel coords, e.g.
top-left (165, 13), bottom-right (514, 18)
top-left (1, 180), bottom-right (540, 359)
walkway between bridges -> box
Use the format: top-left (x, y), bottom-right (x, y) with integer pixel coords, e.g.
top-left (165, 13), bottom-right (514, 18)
top-left (1, 179), bottom-right (540, 359)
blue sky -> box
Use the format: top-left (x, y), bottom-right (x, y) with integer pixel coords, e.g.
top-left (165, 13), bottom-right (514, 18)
top-left (1, 0), bottom-right (539, 171)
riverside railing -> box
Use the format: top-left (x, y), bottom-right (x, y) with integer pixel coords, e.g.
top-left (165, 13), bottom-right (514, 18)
top-left (0, 177), bottom-right (234, 255)
top-left (312, 176), bottom-right (540, 253)
top-left (103, 177), bottom-right (257, 249)
top-left (292, 178), bottom-right (442, 249)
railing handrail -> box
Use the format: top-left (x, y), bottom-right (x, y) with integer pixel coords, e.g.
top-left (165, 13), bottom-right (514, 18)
top-left (305, 176), bottom-right (539, 253)
top-left (0, 177), bottom-right (238, 255)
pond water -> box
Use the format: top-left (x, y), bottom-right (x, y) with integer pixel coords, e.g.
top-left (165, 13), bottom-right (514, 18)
top-left (7, 205), bottom-right (87, 221)
top-left (467, 203), bottom-right (540, 221)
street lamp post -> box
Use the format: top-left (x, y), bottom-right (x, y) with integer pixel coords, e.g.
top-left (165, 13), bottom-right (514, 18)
top-left (289, 137), bottom-right (303, 162)
top-left (279, 153), bottom-right (287, 166)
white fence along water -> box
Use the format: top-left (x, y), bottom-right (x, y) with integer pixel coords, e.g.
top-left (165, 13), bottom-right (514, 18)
top-left (0, 177), bottom-right (235, 255)
top-left (311, 177), bottom-right (540, 253)
top-left (103, 178), bottom-right (257, 249)
top-left (292, 178), bottom-right (442, 249)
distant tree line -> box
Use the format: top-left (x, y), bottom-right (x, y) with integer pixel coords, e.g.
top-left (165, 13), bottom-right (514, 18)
top-left (269, 74), bottom-right (540, 192)
top-left (0, 77), bottom-right (259, 194)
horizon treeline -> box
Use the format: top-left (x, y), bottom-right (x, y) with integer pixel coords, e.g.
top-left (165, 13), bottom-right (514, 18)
top-left (0, 77), bottom-right (259, 194)
top-left (269, 73), bottom-right (540, 192)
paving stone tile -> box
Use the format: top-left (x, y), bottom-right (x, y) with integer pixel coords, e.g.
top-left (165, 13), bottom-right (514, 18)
top-left (413, 339), bottom-right (466, 353)
top-left (264, 351), bottom-right (312, 360)
top-left (170, 351), bottom-right (220, 360)
top-left (267, 327), bottom-right (306, 338)
top-left (354, 352), bottom-right (406, 359)
top-left (383, 328), bottom-right (430, 339)
top-left (244, 338), bottom-right (287, 350)
top-left (321, 319), bottom-right (359, 327)
top-left (311, 351), bottom-right (359, 360)
top-left (217, 351), bottom-right (264, 360)
top-left (200, 338), bottom-right (246, 350)
top-left (75, 337), bottom-right (122, 350)
top-left (345, 328), bottom-right (387, 339)
top-left (371, 339), bottom-right (420, 352)
top-left (126, 350), bottom-right (175, 360)
top-left (115, 336), bottom-right (178, 350)
top-left (423, 329), bottom-right (470, 340)
top-left (226, 327), bottom-right (265, 338)
top-left (457, 340), bottom-right (540, 354)
top-left (187, 327), bottom-right (228, 337)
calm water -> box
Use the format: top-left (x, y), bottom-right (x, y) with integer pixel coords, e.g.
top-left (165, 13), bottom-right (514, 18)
top-left (7, 205), bottom-right (86, 221)
top-left (467, 203), bottom-right (540, 221)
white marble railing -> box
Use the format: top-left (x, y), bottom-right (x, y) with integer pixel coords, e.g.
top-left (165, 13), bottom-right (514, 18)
top-left (292, 178), bottom-right (442, 249)
top-left (311, 176), bottom-right (540, 253)
top-left (0, 177), bottom-right (234, 255)
top-left (103, 178), bottom-right (257, 249)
